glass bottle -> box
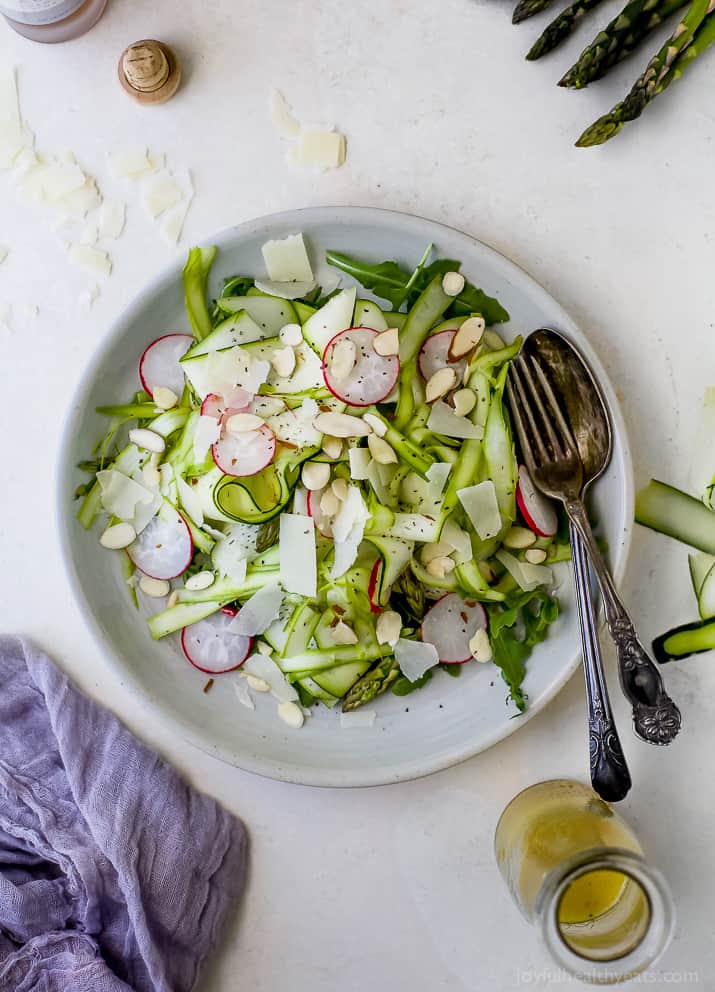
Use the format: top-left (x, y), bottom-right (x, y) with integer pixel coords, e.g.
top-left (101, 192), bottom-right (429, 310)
top-left (1, 0), bottom-right (107, 42)
top-left (494, 780), bottom-right (675, 984)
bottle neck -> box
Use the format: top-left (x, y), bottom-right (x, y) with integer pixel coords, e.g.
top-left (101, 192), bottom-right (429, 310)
top-left (535, 848), bottom-right (675, 984)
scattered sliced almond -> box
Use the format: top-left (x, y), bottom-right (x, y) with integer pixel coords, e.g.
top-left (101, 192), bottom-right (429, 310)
top-left (185, 570), bottom-right (215, 591)
top-left (100, 522), bottom-right (136, 550)
top-left (226, 413), bottom-right (264, 434)
top-left (314, 412), bottom-right (371, 438)
top-left (153, 385), bottom-right (178, 410)
top-left (246, 674), bottom-right (271, 692)
top-left (331, 477), bottom-right (348, 501)
top-left (449, 316), bottom-right (485, 359)
top-left (332, 620), bottom-right (359, 645)
top-left (139, 575), bottom-right (170, 598)
top-left (301, 460), bottom-right (331, 491)
top-left (452, 388), bottom-right (477, 417)
top-left (279, 322), bottom-right (303, 347)
top-left (278, 700), bottom-right (305, 728)
top-left (425, 367), bottom-right (458, 403)
top-left (367, 433), bottom-right (397, 465)
top-left (484, 330), bottom-right (505, 350)
top-left (373, 326), bottom-right (399, 356)
top-left (328, 336), bottom-right (357, 381)
top-left (420, 540), bottom-right (456, 565)
top-left (320, 490), bottom-right (340, 516)
top-left (525, 548), bottom-right (548, 565)
top-left (271, 346), bottom-right (296, 378)
top-left (167, 590), bottom-right (179, 608)
top-left (376, 610), bottom-right (402, 646)
top-left (442, 271), bottom-right (465, 297)
top-left (129, 427), bottom-right (165, 453)
top-left (469, 628), bottom-right (493, 663)
top-left (321, 435), bottom-right (343, 460)
top-left (503, 526), bottom-right (537, 549)
top-left (363, 412), bottom-right (387, 437)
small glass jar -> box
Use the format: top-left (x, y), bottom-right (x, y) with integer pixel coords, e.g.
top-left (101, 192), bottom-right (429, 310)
top-left (1, 0), bottom-right (107, 42)
top-left (494, 780), bottom-right (675, 984)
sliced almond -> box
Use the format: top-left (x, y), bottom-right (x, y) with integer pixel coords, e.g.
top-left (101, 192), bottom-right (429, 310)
top-left (331, 477), bottom-right (349, 501)
top-left (139, 575), bottom-right (170, 598)
top-left (321, 435), bottom-right (343, 460)
top-left (279, 322), bottom-right (303, 347)
top-left (449, 316), bottom-right (485, 359)
top-left (100, 522), bottom-right (136, 550)
top-left (425, 558), bottom-right (446, 579)
top-left (436, 555), bottom-right (456, 574)
top-left (328, 336), bottom-right (357, 381)
top-left (129, 427), bottom-right (165, 453)
top-left (425, 366), bottom-right (458, 403)
top-left (320, 490), bottom-right (340, 516)
top-left (185, 570), bottom-right (215, 591)
top-left (277, 700), bottom-right (304, 728)
top-left (420, 540), bottom-right (456, 565)
top-left (301, 460), bottom-right (331, 491)
top-left (469, 628), bottom-right (493, 663)
top-left (314, 412), bottom-right (372, 438)
top-left (226, 413), bottom-right (265, 434)
top-left (331, 620), bottom-right (359, 645)
top-left (153, 385), bottom-right (178, 410)
top-left (525, 548), bottom-right (548, 565)
top-left (167, 590), bottom-right (179, 608)
top-left (373, 327), bottom-right (399, 356)
top-left (367, 433), bottom-right (397, 465)
top-left (246, 674), bottom-right (271, 692)
top-left (452, 388), bottom-right (477, 418)
top-left (271, 345), bottom-right (296, 378)
top-left (503, 526), bottom-right (537, 549)
top-left (442, 271), bottom-right (465, 297)
top-left (376, 610), bottom-right (402, 646)
top-left (362, 412), bottom-right (387, 437)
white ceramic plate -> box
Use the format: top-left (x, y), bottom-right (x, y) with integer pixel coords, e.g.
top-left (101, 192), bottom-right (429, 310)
top-left (58, 207), bottom-right (633, 787)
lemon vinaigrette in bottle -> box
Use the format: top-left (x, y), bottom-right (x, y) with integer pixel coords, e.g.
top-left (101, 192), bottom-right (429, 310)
top-left (495, 780), bottom-right (674, 983)
top-left (0, 0), bottom-right (107, 42)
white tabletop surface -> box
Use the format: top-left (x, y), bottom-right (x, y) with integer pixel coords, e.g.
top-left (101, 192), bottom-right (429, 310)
top-left (2, 1), bottom-right (714, 988)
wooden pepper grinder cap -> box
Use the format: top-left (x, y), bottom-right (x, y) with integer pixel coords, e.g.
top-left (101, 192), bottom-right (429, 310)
top-left (118, 40), bottom-right (181, 105)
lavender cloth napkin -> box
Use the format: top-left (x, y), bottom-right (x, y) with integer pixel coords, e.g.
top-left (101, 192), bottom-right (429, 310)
top-left (0, 636), bottom-right (248, 992)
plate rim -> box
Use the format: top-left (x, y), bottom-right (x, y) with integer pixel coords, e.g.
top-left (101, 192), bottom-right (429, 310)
top-left (56, 205), bottom-right (634, 788)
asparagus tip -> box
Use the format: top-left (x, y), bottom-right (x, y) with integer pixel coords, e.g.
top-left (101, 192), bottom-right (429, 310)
top-left (575, 114), bottom-right (623, 146)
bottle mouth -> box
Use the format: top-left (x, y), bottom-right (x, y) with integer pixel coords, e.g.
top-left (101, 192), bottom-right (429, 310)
top-left (536, 848), bottom-right (675, 984)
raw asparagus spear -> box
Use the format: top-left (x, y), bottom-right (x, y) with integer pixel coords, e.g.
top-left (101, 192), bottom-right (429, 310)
top-left (560, 0), bottom-right (688, 87)
top-left (342, 657), bottom-right (401, 712)
top-left (577, 0), bottom-right (715, 145)
top-left (513, 0), bottom-right (557, 24)
top-left (528, 0), bottom-right (607, 60)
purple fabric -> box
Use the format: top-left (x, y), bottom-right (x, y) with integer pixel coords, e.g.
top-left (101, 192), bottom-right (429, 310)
top-left (0, 637), bottom-right (248, 992)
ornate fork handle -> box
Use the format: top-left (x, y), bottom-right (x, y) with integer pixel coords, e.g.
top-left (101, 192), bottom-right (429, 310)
top-left (565, 498), bottom-right (681, 746)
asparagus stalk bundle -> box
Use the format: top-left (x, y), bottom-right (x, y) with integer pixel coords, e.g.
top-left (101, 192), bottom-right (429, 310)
top-left (528, 0), bottom-right (607, 61)
top-left (512, 0), bottom-right (557, 24)
top-left (577, 0), bottom-right (715, 145)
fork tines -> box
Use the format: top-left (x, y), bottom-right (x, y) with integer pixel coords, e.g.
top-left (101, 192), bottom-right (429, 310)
top-left (507, 352), bottom-right (579, 471)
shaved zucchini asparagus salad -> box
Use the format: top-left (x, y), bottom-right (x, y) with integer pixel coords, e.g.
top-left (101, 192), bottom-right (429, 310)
top-left (76, 233), bottom-right (568, 726)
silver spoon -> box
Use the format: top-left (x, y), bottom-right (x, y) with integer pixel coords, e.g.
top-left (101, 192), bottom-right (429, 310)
top-left (522, 328), bottom-right (681, 746)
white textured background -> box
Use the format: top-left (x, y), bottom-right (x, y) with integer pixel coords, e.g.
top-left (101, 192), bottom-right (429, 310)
top-left (1, 0), bottom-right (714, 988)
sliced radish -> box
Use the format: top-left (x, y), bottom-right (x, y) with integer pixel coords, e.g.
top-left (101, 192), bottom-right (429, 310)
top-left (306, 488), bottom-right (333, 538)
top-left (201, 392), bottom-right (250, 422)
top-left (417, 330), bottom-right (467, 384)
top-left (128, 502), bottom-right (193, 579)
top-left (517, 464), bottom-right (558, 538)
top-left (212, 424), bottom-right (276, 477)
top-left (181, 609), bottom-right (252, 674)
top-left (367, 558), bottom-right (384, 613)
top-left (322, 327), bottom-right (399, 407)
top-left (139, 334), bottom-right (193, 398)
top-left (420, 592), bottom-right (487, 664)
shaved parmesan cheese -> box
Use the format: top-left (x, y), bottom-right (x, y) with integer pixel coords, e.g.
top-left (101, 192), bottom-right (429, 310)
top-left (79, 222), bottom-right (98, 246)
top-left (193, 414), bottom-right (221, 460)
top-left (458, 481), bottom-right (501, 540)
top-left (213, 537), bottom-right (248, 587)
top-left (293, 485), bottom-right (309, 515)
top-left (68, 243), bottom-right (111, 277)
top-left (288, 130), bottom-right (346, 170)
top-left (0, 247), bottom-right (8, 264)
top-left (159, 461), bottom-right (175, 496)
top-left (160, 201), bottom-right (190, 245)
top-left (254, 278), bottom-right (316, 300)
top-left (183, 347), bottom-right (270, 400)
top-left (442, 518), bottom-right (472, 564)
top-left (349, 447), bottom-right (371, 480)
top-left (242, 651), bottom-right (298, 703)
top-left (230, 582), bottom-right (284, 636)
top-left (496, 550), bottom-right (553, 592)
top-left (331, 520), bottom-right (364, 579)
top-left (78, 284), bottom-right (100, 310)
top-left (270, 89), bottom-right (302, 138)
top-left (427, 401), bottom-right (484, 440)
top-left (13, 147), bottom-right (37, 176)
top-left (280, 513), bottom-right (317, 597)
top-left (109, 148), bottom-right (152, 179)
top-left (97, 469), bottom-right (155, 521)
top-left (394, 638), bottom-right (439, 682)
top-left (132, 489), bottom-right (162, 534)
top-left (297, 397), bottom-right (319, 421)
top-left (144, 170), bottom-right (184, 218)
top-left (388, 513), bottom-right (439, 542)
top-left (262, 233), bottom-right (313, 282)
top-left (57, 178), bottom-right (102, 218)
top-left (340, 710), bottom-right (377, 729)
top-left (98, 200), bottom-right (126, 239)
top-left (176, 474), bottom-right (204, 527)
top-left (332, 484), bottom-right (368, 544)
top-left (147, 150), bottom-right (165, 172)
top-left (426, 461), bottom-right (451, 496)
top-left (234, 679), bottom-right (255, 710)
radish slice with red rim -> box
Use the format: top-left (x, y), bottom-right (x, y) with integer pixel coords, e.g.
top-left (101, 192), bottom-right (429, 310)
top-left (181, 609), bottom-right (253, 674)
top-left (139, 334), bottom-right (193, 398)
top-left (420, 592), bottom-right (487, 663)
top-left (517, 464), bottom-right (558, 538)
top-left (322, 327), bottom-right (400, 407)
top-left (212, 424), bottom-right (276, 477)
top-left (306, 488), bottom-right (333, 538)
top-left (367, 558), bottom-right (384, 613)
top-left (201, 392), bottom-right (251, 422)
top-left (128, 503), bottom-right (193, 580)
top-left (418, 330), bottom-right (467, 383)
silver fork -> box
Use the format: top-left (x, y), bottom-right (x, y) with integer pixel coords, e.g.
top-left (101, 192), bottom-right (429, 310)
top-left (508, 352), bottom-right (681, 748)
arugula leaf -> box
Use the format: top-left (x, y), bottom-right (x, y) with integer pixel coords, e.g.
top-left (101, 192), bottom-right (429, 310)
top-left (391, 669), bottom-right (434, 696)
top-left (325, 251), bottom-right (413, 309)
top-left (220, 275), bottom-right (254, 297)
top-left (488, 591), bottom-right (559, 712)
